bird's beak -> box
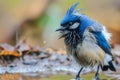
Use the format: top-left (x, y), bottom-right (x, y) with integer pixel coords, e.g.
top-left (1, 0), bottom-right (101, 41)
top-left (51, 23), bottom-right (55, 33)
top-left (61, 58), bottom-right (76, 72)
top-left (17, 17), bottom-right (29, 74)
top-left (55, 27), bottom-right (64, 31)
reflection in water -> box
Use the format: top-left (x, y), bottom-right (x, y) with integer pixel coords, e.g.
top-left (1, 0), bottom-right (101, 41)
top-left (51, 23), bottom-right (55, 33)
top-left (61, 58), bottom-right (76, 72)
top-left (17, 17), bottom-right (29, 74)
top-left (0, 73), bottom-right (119, 80)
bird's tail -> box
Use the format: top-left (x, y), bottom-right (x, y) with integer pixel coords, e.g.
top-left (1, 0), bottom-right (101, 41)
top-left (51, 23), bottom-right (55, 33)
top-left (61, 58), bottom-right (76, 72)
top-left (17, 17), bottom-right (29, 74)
top-left (102, 54), bottom-right (116, 71)
top-left (102, 61), bottom-right (116, 71)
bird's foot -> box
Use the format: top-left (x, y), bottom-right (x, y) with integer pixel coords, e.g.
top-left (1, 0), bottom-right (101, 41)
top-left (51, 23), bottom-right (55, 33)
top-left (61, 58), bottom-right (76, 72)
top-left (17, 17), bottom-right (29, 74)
top-left (75, 75), bottom-right (80, 80)
top-left (70, 76), bottom-right (81, 80)
top-left (75, 78), bottom-right (80, 80)
top-left (70, 78), bottom-right (80, 80)
top-left (74, 75), bottom-right (81, 80)
top-left (93, 76), bottom-right (100, 80)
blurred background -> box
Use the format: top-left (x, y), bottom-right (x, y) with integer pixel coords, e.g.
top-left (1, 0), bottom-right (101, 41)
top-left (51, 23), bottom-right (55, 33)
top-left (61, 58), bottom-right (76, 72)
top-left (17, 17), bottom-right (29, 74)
top-left (0, 0), bottom-right (120, 49)
top-left (0, 0), bottom-right (120, 80)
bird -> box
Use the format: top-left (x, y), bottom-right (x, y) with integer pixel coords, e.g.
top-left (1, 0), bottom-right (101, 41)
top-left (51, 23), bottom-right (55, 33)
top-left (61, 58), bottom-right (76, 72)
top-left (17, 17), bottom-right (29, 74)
top-left (56, 2), bottom-right (116, 80)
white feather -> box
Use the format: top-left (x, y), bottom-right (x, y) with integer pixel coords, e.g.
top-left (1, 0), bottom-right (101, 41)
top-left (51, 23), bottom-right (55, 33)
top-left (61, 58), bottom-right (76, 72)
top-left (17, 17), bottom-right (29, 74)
top-left (70, 22), bottom-right (79, 29)
top-left (104, 54), bottom-right (112, 65)
top-left (102, 26), bottom-right (112, 41)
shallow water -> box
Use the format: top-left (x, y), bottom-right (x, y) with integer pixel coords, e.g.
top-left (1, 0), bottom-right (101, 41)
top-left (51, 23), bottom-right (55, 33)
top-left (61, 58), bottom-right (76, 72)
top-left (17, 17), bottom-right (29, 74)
top-left (0, 72), bottom-right (119, 80)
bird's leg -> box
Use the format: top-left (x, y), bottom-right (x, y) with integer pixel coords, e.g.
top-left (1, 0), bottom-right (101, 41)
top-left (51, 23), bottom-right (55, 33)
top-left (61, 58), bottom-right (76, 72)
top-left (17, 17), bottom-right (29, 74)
top-left (94, 65), bottom-right (100, 80)
top-left (75, 67), bottom-right (83, 80)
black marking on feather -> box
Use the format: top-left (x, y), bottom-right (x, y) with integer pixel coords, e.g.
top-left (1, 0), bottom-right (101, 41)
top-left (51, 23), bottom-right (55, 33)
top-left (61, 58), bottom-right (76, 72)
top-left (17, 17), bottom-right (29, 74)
top-left (102, 60), bottom-right (116, 71)
top-left (102, 65), bottom-right (109, 71)
top-left (108, 61), bottom-right (116, 71)
top-left (64, 30), bottom-right (82, 49)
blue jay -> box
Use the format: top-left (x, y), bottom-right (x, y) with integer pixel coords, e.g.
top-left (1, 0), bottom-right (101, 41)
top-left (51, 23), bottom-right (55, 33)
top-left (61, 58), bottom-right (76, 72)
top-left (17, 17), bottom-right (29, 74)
top-left (56, 2), bottom-right (116, 80)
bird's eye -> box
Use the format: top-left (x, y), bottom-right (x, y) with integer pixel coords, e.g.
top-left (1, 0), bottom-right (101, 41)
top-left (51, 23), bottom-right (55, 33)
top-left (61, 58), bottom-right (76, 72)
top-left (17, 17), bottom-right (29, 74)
top-left (67, 22), bottom-right (73, 26)
top-left (61, 22), bottom-right (73, 27)
top-left (69, 22), bottom-right (72, 25)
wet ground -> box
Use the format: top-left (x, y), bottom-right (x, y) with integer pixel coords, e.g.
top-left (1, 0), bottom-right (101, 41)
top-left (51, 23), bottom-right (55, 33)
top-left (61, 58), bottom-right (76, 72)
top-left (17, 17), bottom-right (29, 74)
top-left (0, 45), bottom-right (120, 80)
top-left (0, 72), bottom-right (119, 80)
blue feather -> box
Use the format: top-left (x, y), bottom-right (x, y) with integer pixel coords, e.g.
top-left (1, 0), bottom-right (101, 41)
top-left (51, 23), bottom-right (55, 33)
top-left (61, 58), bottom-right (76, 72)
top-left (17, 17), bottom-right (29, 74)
top-left (91, 32), bottom-right (112, 56)
top-left (60, 2), bottom-right (80, 26)
top-left (79, 15), bottom-right (93, 34)
top-left (66, 2), bottom-right (80, 15)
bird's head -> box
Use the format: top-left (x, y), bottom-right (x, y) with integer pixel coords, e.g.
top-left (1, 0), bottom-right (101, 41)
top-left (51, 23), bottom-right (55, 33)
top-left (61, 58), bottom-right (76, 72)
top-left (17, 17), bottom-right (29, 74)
top-left (56, 2), bottom-right (94, 39)
top-left (56, 2), bottom-right (81, 38)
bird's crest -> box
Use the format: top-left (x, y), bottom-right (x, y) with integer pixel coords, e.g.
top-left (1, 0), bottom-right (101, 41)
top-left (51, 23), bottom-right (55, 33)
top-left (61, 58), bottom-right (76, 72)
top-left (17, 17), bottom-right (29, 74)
top-left (66, 2), bottom-right (83, 15)
top-left (61, 2), bottom-right (83, 25)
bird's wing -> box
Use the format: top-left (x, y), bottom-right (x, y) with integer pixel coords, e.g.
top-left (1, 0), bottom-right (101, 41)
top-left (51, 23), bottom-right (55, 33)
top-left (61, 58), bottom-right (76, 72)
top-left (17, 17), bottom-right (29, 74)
top-left (89, 21), bottom-right (103, 32)
top-left (89, 22), bottom-right (113, 56)
top-left (89, 21), bottom-right (111, 41)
